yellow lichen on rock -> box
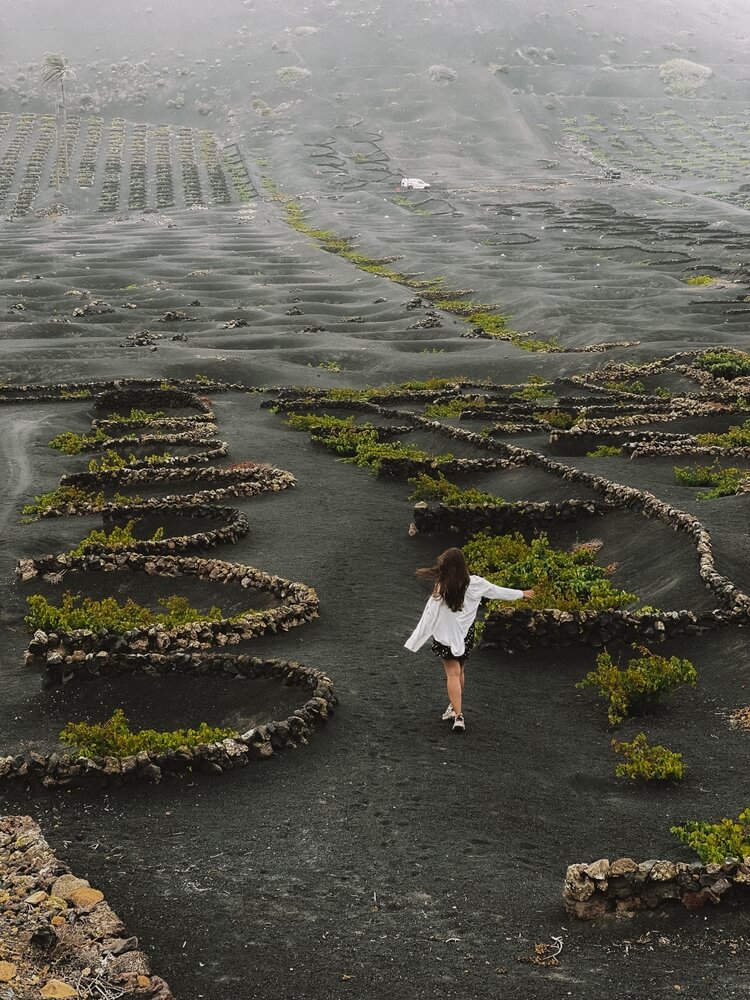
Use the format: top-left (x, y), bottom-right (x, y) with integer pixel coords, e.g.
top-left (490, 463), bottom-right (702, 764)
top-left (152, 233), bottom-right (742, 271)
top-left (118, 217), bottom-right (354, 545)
top-left (69, 886), bottom-right (104, 910)
top-left (0, 962), bottom-right (18, 983)
top-left (40, 980), bottom-right (78, 999)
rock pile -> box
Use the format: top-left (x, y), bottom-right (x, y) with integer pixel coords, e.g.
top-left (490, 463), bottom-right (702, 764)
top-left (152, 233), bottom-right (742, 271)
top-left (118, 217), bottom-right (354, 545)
top-left (0, 815), bottom-right (173, 996)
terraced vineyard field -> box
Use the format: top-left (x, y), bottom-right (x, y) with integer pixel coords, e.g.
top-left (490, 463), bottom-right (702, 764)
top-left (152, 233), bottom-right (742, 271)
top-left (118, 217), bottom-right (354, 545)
top-left (561, 108), bottom-right (750, 209)
top-left (0, 112), bottom-right (257, 217)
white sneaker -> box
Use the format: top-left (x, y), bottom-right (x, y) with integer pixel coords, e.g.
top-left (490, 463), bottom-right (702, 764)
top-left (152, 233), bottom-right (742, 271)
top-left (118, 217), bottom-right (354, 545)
top-left (452, 715), bottom-right (465, 733)
top-left (441, 704), bottom-right (456, 721)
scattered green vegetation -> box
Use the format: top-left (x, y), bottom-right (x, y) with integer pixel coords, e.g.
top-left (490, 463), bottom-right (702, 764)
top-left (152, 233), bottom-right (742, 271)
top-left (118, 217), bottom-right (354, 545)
top-left (389, 195), bottom-right (430, 216)
top-left (671, 808), bottom-right (750, 863)
top-left (693, 350), bottom-right (750, 380)
top-left (60, 708), bottom-right (235, 759)
top-left (611, 732), bottom-right (685, 781)
top-left (696, 418), bottom-right (750, 448)
top-left (576, 645), bottom-right (697, 726)
top-left (22, 486), bottom-right (143, 521)
top-left (685, 274), bottom-right (717, 286)
top-left (534, 409), bottom-right (577, 429)
top-left (22, 485), bottom-right (106, 521)
top-left (102, 408), bottom-right (167, 428)
top-left (408, 472), bottom-right (503, 506)
top-left (464, 532), bottom-right (639, 615)
top-left (673, 461), bottom-right (748, 498)
top-left (49, 428), bottom-right (109, 454)
top-left (26, 592), bottom-right (223, 634)
top-left (68, 519), bottom-right (164, 557)
top-left (601, 379), bottom-right (648, 395)
top-left (510, 331), bottom-right (560, 353)
top-left (284, 412), bottom-right (452, 473)
top-left (347, 439), bottom-right (450, 473)
top-left (261, 181), bottom-right (556, 348)
top-left (60, 388), bottom-right (92, 400)
top-left (511, 375), bottom-right (554, 402)
top-left (87, 450), bottom-right (171, 473)
top-left (586, 445), bottom-right (623, 458)
top-left (434, 299), bottom-right (496, 317)
top-left (424, 396), bottom-right (489, 418)
top-left (317, 360), bottom-right (342, 372)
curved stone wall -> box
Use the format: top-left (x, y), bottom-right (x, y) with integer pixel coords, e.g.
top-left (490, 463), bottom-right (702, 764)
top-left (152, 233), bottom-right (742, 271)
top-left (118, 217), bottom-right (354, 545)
top-left (6, 380), bottom-right (337, 787)
top-left (266, 367), bottom-right (750, 651)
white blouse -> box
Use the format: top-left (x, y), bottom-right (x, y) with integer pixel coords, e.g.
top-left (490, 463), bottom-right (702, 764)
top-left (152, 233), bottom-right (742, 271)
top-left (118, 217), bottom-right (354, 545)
top-left (405, 575), bottom-right (525, 657)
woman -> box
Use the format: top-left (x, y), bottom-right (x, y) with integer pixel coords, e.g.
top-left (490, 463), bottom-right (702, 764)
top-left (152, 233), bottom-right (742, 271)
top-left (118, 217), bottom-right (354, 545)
top-left (405, 547), bottom-right (534, 732)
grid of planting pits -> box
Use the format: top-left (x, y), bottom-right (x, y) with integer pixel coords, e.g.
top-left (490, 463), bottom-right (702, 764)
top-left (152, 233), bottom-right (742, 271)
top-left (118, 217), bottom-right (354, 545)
top-left (561, 108), bottom-right (750, 208)
top-left (0, 113), bottom-right (257, 217)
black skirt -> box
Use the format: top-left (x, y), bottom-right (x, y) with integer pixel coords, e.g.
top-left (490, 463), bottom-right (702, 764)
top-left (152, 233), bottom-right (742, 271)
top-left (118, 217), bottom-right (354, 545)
top-left (431, 624), bottom-right (476, 664)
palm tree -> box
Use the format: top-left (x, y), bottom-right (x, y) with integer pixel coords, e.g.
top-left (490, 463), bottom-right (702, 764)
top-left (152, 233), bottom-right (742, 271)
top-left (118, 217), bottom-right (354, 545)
top-left (40, 53), bottom-right (75, 189)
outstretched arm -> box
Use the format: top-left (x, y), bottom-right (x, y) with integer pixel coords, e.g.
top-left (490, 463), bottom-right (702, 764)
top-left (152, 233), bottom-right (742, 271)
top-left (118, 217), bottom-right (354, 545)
top-left (479, 578), bottom-right (530, 602)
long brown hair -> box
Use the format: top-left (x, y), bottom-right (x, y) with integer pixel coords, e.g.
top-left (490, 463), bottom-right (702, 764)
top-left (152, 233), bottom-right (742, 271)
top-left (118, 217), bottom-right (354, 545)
top-left (416, 547), bottom-right (470, 612)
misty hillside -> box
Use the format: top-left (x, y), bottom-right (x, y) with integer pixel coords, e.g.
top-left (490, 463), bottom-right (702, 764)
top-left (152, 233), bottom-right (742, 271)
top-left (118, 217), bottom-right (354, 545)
top-left (3, 0), bottom-right (750, 196)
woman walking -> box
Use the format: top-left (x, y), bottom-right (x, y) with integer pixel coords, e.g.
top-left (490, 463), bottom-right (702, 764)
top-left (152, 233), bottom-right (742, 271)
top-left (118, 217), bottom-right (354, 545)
top-left (405, 547), bottom-right (533, 733)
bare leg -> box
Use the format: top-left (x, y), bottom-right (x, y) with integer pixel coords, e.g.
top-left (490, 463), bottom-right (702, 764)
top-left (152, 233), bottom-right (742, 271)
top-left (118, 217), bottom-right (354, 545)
top-left (443, 659), bottom-right (462, 717)
top-left (460, 664), bottom-right (466, 695)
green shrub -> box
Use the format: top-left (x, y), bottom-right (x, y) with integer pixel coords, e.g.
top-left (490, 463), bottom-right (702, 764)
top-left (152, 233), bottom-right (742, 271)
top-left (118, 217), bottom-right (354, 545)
top-left (68, 519), bottom-right (164, 556)
top-left (693, 350), bottom-right (750, 380)
top-left (685, 274), bottom-right (716, 286)
top-left (424, 397), bottom-right (489, 417)
top-left (586, 445), bottom-right (623, 457)
top-left (696, 419), bottom-right (750, 448)
top-left (60, 708), bottom-right (235, 758)
top-left (611, 732), bottom-right (685, 780)
top-left (511, 376), bottom-right (554, 402)
top-left (464, 531), bottom-right (639, 614)
top-left (395, 377), bottom-right (470, 392)
top-left (510, 330), bottom-right (560, 353)
top-left (345, 439), bottom-right (450, 472)
top-left (104, 408), bottom-right (166, 427)
top-left (534, 409), bottom-right (577, 429)
top-left (435, 299), bottom-right (496, 317)
top-left (671, 808), bottom-right (750, 863)
top-left (673, 461), bottom-right (748, 498)
top-left (602, 379), bottom-right (648, 395)
top-left (327, 377), bottom-right (470, 402)
top-left (23, 486), bottom-right (144, 521)
top-left (87, 450), bottom-right (171, 473)
top-left (285, 412), bottom-right (452, 472)
top-left (25, 592), bottom-right (223, 634)
top-left (49, 428), bottom-right (109, 454)
top-left (576, 645), bottom-right (697, 726)
top-left (285, 413), bottom-right (379, 453)
top-left (60, 388), bottom-right (91, 399)
top-left (23, 486), bottom-right (104, 521)
top-left (408, 472), bottom-right (503, 506)
top-left (87, 450), bottom-right (130, 473)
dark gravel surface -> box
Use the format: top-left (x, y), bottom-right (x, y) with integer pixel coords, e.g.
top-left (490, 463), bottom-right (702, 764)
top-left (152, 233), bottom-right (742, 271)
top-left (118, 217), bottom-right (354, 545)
top-left (3, 1), bottom-right (750, 996)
